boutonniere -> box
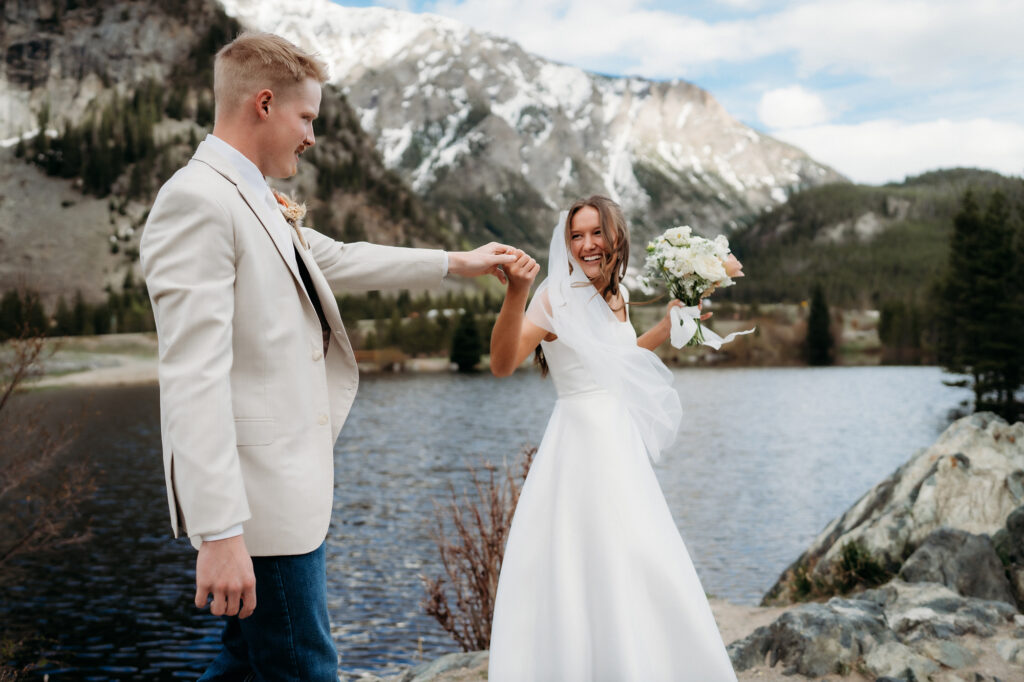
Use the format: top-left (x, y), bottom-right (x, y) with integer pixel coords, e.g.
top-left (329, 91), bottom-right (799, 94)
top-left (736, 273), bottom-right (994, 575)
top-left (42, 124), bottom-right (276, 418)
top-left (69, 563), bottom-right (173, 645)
top-left (271, 188), bottom-right (309, 249)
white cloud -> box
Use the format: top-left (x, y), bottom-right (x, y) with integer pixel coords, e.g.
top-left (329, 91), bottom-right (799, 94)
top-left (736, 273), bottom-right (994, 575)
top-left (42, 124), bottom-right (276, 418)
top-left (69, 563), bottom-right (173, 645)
top-left (773, 118), bottom-right (1024, 185)
top-left (757, 86), bottom-right (830, 129)
top-left (422, 0), bottom-right (1022, 83)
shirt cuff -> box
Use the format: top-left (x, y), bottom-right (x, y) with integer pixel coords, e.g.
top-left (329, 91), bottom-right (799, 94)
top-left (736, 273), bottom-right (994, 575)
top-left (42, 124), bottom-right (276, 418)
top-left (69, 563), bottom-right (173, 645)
top-left (442, 251), bottom-right (449, 278)
top-left (202, 524), bottom-right (244, 542)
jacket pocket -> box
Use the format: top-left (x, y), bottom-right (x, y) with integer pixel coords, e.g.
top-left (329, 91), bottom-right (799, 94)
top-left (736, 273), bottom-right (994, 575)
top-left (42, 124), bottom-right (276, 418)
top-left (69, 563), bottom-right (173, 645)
top-left (234, 418), bottom-right (275, 446)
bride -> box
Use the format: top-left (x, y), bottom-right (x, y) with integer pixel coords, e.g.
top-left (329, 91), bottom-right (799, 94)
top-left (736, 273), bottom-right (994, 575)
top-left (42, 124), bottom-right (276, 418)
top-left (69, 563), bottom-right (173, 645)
top-left (487, 195), bottom-right (739, 681)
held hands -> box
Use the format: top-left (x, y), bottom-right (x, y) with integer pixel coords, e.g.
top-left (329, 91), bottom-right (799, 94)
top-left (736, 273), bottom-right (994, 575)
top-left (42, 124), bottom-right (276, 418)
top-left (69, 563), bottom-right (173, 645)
top-left (195, 535), bottom-right (257, 619)
top-left (447, 242), bottom-right (518, 284)
top-left (505, 249), bottom-right (540, 292)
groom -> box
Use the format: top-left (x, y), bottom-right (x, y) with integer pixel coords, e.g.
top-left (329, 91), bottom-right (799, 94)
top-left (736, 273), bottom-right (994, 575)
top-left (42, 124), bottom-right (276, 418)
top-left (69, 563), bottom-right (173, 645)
top-left (140, 32), bottom-right (515, 680)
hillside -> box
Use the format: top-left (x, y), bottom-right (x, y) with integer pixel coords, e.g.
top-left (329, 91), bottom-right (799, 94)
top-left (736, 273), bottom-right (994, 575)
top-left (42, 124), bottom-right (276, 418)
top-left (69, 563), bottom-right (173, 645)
top-left (721, 169), bottom-right (1024, 308)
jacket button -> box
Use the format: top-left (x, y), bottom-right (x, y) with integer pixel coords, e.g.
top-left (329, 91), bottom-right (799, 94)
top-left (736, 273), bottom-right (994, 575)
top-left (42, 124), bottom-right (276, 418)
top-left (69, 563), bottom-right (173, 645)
top-left (317, 414), bottom-right (328, 426)
top-left (312, 349), bottom-right (323, 361)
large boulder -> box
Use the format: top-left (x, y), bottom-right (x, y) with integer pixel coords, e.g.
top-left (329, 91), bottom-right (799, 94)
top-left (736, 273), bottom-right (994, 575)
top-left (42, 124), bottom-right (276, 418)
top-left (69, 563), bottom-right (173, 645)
top-left (727, 598), bottom-right (894, 676)
top-left (899, 528), bottom-right (1015, 605)
top-left (731, 580), bottom-right (1016, 678)
top-left (764, 413), bottom-right (1024, 605)
top-left (859, 580), bottom-right (1017, 641)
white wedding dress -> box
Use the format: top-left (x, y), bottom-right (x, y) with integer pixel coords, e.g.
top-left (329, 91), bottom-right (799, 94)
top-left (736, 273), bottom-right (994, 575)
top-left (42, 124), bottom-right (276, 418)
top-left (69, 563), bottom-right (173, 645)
top-left (487, 316), bottom-right (738, 681)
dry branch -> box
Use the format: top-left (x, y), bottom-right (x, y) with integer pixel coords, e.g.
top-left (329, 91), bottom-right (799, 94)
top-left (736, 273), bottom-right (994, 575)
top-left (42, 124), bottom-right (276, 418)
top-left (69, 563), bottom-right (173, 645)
top-left (421, 446), bottom-right (535, 652)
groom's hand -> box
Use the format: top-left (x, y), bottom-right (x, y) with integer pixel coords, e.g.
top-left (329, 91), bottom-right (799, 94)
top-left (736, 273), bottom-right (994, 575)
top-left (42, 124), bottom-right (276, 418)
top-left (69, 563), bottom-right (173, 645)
top-left (447, 242), bottom-right (517, 284)
top-left (195, 535), bottom-right (257, 619)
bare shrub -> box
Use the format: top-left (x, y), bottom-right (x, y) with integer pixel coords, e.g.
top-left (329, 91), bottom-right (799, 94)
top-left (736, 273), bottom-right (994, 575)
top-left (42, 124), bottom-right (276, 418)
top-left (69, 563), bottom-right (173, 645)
top-left (0, 334), bottom-right (94, 565)
top-left (421, 446), bottom-right (535, 652)
top-left (0, 332), bottom-right (94, 679)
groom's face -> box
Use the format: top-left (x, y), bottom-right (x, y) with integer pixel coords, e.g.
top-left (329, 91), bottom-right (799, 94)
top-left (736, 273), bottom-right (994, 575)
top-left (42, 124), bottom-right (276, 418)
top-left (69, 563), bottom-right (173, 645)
top-left (259, 77), bottom-right (321, 179)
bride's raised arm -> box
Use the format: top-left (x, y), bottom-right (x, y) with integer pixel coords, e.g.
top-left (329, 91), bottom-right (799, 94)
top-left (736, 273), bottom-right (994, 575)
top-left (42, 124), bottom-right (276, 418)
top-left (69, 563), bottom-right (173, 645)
top-left (490, 250), bottom-right (550, 377)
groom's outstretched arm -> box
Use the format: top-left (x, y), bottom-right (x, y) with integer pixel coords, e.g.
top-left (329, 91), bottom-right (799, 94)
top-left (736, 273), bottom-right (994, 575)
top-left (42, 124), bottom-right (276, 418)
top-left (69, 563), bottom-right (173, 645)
top-left (303, 229), bottom-right (515, 291)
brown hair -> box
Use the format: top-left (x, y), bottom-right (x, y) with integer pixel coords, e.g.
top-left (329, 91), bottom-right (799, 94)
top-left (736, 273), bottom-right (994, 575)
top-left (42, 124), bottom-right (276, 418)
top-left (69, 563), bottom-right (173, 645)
top-left (534, 195), bottom-right (632, 377)
top-left (214, 32), bottom-right (329, 118)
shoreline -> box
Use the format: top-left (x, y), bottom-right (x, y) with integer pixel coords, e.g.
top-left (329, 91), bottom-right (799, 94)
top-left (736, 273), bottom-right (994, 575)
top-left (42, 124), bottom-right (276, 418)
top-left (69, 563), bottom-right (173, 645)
top-left (16, 333), bottom-right (938, 391)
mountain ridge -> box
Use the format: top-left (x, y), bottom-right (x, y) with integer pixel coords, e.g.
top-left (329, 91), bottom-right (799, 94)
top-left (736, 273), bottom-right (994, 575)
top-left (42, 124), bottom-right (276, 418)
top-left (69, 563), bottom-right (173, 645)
top-left (216, 0), bottom-right (845, 246)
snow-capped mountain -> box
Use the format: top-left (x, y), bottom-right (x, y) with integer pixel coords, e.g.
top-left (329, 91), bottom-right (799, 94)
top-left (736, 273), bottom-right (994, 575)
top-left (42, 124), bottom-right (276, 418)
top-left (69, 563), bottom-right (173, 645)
top-left (218, 0), bottom-right (844, 243)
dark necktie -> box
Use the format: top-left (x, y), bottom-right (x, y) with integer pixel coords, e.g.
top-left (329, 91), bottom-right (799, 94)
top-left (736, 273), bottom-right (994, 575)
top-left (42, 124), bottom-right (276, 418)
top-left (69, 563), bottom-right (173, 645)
top-left (294, 245), bottom-right (331, 355)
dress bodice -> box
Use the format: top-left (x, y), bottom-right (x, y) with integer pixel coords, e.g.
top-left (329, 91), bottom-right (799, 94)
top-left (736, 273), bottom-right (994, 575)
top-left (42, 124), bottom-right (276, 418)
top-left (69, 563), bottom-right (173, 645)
top-left (541, 317), bottom-right (636, 398)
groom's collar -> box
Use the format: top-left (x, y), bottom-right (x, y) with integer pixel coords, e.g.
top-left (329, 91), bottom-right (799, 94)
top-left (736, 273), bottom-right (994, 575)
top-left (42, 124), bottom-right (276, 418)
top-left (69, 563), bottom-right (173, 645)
top-left (193, 134), bottom-right (271, 200)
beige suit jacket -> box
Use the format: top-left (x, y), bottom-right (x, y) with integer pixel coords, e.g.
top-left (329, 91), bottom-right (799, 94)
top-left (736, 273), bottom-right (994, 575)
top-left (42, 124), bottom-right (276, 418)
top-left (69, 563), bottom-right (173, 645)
top-left (140, 140), bottom-right (447, 556)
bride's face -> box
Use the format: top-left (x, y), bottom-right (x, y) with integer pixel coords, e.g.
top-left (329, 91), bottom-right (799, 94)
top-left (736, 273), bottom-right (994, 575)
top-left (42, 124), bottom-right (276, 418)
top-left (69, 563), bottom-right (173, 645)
top-left (569, 206), bottom-right (606, 280)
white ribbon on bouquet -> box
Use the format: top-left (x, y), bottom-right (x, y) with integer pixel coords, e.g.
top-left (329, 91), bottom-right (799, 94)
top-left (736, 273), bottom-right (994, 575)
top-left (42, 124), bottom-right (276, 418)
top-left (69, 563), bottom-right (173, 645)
top-left (669, 304), bottom-right (756, 350)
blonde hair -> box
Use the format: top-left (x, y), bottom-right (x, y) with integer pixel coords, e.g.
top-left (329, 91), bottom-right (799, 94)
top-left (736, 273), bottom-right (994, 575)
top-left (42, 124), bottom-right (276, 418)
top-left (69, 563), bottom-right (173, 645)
top-left (565, 195), bottom-right (631, 302)
top-left (214, 32), bottom-right (329, 117)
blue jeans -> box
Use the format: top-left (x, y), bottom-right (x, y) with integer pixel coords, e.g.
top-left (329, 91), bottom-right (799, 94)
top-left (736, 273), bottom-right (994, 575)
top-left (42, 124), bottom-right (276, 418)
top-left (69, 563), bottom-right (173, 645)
top-left (199, 541), bottom-right (338, 681)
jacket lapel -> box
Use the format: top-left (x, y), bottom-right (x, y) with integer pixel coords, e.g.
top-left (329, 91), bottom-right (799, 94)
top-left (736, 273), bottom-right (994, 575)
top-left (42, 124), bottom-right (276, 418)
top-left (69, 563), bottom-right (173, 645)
top-left (190, 142), bottom-right (310, 308)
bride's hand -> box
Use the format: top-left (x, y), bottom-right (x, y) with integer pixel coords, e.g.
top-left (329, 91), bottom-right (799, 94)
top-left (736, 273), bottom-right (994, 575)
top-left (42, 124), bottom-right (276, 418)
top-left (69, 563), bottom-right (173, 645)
top-left (667, 299), bottom-right (712, 322)
top-left (505, 250), bottom-right (540, 292)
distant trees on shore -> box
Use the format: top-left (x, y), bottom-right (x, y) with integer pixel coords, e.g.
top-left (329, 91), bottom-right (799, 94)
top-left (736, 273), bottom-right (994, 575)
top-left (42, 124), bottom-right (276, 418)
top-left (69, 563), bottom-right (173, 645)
top-left (0, 274), bottom-right (154, 340)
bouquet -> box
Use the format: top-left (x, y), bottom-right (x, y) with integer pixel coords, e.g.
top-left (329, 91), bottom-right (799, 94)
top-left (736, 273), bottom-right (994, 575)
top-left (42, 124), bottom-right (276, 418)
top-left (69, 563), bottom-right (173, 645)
top-left (639, 225), bottom-right (754, 349)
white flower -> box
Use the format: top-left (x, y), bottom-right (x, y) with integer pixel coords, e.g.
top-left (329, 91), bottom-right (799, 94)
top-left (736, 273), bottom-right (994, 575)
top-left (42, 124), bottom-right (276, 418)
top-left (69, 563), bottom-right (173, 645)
top-left (693, 253), bottom-right (727, 282)
top-left (664, 225), bottom-right (692, 246)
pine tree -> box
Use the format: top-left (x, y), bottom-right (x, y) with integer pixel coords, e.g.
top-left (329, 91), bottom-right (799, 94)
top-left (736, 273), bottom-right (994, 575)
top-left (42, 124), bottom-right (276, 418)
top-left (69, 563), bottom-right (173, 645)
top-left (805, 283), bottom-right (833, 366)
top-left (0, 290), bottom-right (24, 340)
top-left (53, 295), bottom-right (73, 336)
top-left (72, 290), bottom-right (88, 335)
top-left (936, 190), bottom-right (1022, 420)
top-left (450, 311), bottom-right (483, 373)
top-left (22, 291), bottom-right (47, 335)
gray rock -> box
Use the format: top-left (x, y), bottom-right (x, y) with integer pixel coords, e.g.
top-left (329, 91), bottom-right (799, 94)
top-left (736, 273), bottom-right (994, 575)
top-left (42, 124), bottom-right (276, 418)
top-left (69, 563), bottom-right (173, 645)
top-left (912, 639), bottom-right (979, 668)
top-left (899, 528), bottom-right (1016, 605)
top-left (859, 580), bottom-right (1017, 641)
top-left (727, 597), bottom-right (894, 676)
top-left (386, 651), bottom-right (488, 682)
top-left (764, 414), bottom-right (1024, 606)
top-left (995, 638), bottom-right (1024, 665)
top-left (864, 641), bottom-right (939, 680)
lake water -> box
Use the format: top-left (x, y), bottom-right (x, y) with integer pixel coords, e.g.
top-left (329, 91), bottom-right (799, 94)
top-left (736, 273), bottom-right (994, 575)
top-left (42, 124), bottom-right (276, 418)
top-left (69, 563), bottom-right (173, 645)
top-left (0, 367), bottom-right (965, 678)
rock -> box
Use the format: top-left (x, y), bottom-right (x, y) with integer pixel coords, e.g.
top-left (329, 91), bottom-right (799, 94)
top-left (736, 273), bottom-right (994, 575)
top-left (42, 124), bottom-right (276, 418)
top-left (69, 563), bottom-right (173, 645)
top-left (386, 651), bottom-right (488, 682)
top-left (726, 597), bottom-right (894, 676)
top-left (764, 413), bottom-right (1024, 606)
top-left (899, 528), bottom-right (1015, 605)
top-left (912, 639), bottom-right (979, 668)
top-left (993, 503), bottom-right (1024, 608)
top-left (995, 638), bottom-right (1024, 665)
top-left (859, 580), bottom-right (1017, 641)
top-left (864, 641), bottom-right (940, 680)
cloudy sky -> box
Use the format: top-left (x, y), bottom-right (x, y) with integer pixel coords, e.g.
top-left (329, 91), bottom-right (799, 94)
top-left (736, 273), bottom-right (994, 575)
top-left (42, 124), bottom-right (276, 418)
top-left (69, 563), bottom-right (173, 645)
top-left (333, 0), bottom-right (1023, 186)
